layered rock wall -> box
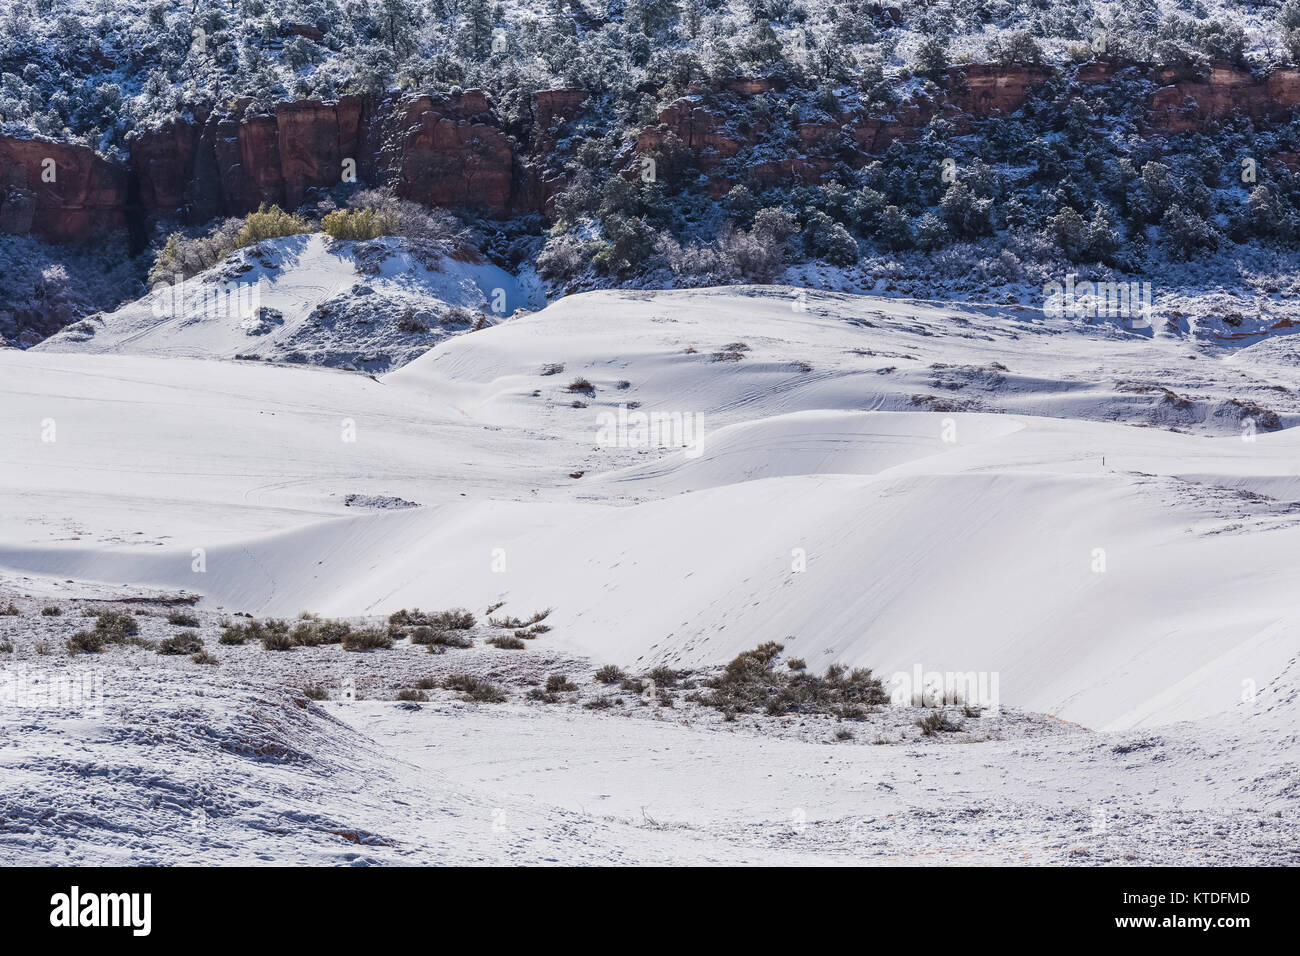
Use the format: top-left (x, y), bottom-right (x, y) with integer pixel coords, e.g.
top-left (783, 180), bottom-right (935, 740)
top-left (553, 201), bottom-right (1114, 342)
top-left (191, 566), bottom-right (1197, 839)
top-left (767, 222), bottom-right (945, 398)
top-left (4, 62), bottom-right (1300, 244)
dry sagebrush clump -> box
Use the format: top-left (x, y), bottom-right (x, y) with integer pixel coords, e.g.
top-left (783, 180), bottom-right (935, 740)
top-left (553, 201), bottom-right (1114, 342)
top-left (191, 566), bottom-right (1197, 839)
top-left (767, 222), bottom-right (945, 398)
top-left (220, 615), bottom-right (355, 650)
top-left (65, 610), bottom-right (147, 655)
top-left (157, 632), bottom-right (204, 656)
top-left (340, 628), bottom-right (394, 652)
top-left (700, 642), bottom-right (889, 720)
top-left (389, 607), bottom-right (475, 633)
top-left (443, 674), bottom-right (506, 703)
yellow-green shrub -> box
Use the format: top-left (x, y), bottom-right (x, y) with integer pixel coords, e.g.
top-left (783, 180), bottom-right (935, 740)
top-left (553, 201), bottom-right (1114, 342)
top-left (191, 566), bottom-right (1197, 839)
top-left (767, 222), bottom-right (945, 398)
top-left (321, 207), bottom-right (397, 240)
top-left (234, 204), bottom-right (314, 248)
top-left (149, 205), bottom-right (313, 285)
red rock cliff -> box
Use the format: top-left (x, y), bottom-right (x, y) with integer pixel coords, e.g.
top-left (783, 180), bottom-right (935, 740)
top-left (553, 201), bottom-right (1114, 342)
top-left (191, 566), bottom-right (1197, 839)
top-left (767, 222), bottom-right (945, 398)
top-left (0, 136), bottom-right (128, 241)
top-left (1150, 62), bottom-right (1300, 132)
top-left (5, 62), bottom-right (1300, 244)
top-left (634, 64), bottom-right (1052, 189)
top-left (125, 89), bottom-right (561, 224)
top-left (368, 90), bottom-right (516, 214)
top-left (129, 96), bottom-right (368, 224)
top-left (633, 61), bottom-right (1300, 192)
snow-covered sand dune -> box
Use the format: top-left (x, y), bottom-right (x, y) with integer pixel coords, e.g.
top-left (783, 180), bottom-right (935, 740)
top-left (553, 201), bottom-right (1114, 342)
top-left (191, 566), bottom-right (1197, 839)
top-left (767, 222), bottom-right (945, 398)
top-left (33, 234), bottom-right (543, 371)
top-left (3, 288), bottom-right (1299, 731)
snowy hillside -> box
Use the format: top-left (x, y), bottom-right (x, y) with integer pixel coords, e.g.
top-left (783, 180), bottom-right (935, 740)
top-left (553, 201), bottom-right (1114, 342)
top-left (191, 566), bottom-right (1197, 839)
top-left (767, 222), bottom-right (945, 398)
top-left (4, 287), bottom-right (1299, 731)
top-left (3, 285), bottom-right (1298, 867)
top-left (35, 234), bottom-right (544, 372)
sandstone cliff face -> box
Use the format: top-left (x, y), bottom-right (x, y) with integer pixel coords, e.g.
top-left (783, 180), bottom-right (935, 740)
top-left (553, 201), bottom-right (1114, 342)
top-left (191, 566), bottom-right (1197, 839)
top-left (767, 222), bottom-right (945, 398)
top-left (4, 62), bottom-right (1300, 245)
top-left (524, 88), bottom-right (589, 214)
top-left (1074, 60), bottom-right (1127, 85)
top-left (947, 63), bottom-right (1053, 119)
top-left (275, 98), bottom-right (366, 210)
top-left (633, 61), bottom-right (1300, 193)
top-left (531, 89), bottom-right (589, 136)
top-left (0, 86), bottom-right (583, 243)
top-left (1068, 57), bottom-right (1300, 130)
top-left (634, 64), bottom-right (1051, 190)
top-left (124, 88), bottom-right (559, 225)
top-left (1150, 63), bottom-right (1300, 132)
top-left (129, 96), bottom-right (369, 225)
top-left (129, 120), bottom-right (203, 216)
top-left (636, 97), bottom-right (767, 172)
top-left (370, 91), bottom-right (516, 214)
top-left (0, 136), bottom-right (128, 241)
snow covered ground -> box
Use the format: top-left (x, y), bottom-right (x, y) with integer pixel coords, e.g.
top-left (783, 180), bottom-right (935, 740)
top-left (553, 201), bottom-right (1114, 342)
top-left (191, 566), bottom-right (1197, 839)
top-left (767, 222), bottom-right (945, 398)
top-left (1, 285), bottom-right (1297, 864)
top-left (0, 595), bottom-right (1293, 865)
top-left (35, 235), bottom-right (545, 372)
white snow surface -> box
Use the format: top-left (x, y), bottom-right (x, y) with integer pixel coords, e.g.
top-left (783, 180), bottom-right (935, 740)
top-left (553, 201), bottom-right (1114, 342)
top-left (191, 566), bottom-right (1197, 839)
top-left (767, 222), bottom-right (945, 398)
top-left (2, 285), bottom-right (1298, 865)
top-left (5, 286), bottom-right (1299, 726)
top-left (34, 234), bottom-right (544, 371)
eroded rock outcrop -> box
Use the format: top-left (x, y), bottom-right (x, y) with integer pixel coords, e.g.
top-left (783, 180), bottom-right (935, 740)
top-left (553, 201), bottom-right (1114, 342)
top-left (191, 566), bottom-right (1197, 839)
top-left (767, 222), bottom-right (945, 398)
top-left (1150, 63), bottom-right (1300, 132)
top-left (129, 96), bottom-right (369, 225)
top-left (0, 136), bottom-right (128, 241)
top-left (633, 61), bottom-right (1300, 192)
top-left (634, 64), bottom-right (1052, 190)
top-left (948, 63), bottom-right (1053, 119)
top-left (636, 96), bottom-right (768, 172)
top-left (370, 91), bottom-right (516, 213)
top-left (531, 89), bottom-right (589, 134)
top-left (125, 88), bottom-right (576, 225)
top-left (275, 98), bottom-right (366, 210)
top-left (5, 60), bottom-right (1300, 245)
top-left (524, 88), bottom-right (590, 213)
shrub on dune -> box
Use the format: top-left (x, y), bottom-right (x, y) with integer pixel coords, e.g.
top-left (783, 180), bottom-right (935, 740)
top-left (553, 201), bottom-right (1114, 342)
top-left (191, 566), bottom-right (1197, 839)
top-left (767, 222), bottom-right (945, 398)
top-left (916, 711), bottom-right (964, 736)
top-left (261, 631), bottom-right (295, 651)
top-left (702, 643), bottom-right (888, 718)
top-left (92, 610), bottom-right (139, 641)
top-left (218, 621), bottom-right (255, 645)
top-left (66, 631), bottom-right (105, 655)
top-left (443, 674), bottom-right (506, 702)
top-left (290, 618), bottom-right (350, 646)
top-left (342, 627), bottom-right (394, 652)
top-left (158, 632), bottom-right (203, 656)
top-left (391, 607), bottom-right (475, 635)
top-left (322, 207), bottom-right (396, 241)
top-left (595, 665), bottom-right (625, 684)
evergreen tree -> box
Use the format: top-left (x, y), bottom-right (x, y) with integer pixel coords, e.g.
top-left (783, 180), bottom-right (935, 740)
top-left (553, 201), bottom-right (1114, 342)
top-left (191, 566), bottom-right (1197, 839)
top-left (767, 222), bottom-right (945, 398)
top-left (1046, 206), bottom-right (1088, 260)
top-left (1161, 203), bottom-right (1219, 259)
top-left (914, 34), bottom-right (950, 80)
top-left (378, 0), bottom-right (418, 57)
top-left (940, 183), bottom-right (993, 238)
top-left (1085, 205), bottom-right (1121, 263)
top-left (876, 205), bottom-right (914, 250)
top-left (915, 212), bottom-right (950, 250)
top-left (458, 0), bottom-right (495, 59)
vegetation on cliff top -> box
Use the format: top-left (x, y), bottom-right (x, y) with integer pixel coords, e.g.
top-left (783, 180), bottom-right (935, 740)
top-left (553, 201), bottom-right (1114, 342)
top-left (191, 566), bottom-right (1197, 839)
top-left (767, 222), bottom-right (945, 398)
top-left (4, 1), bottom-right (1300, 341)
